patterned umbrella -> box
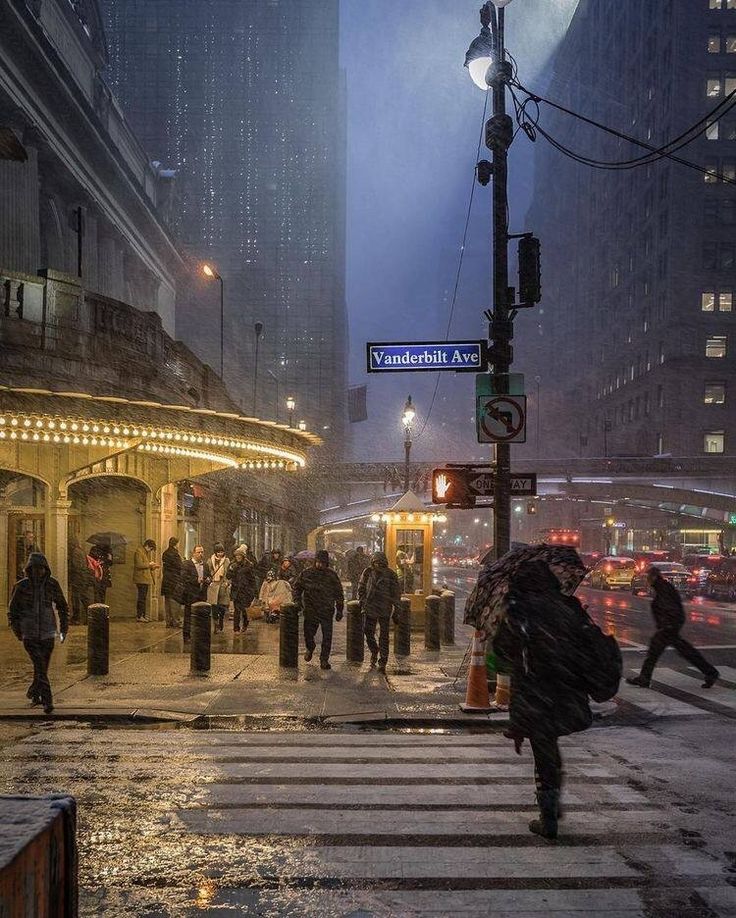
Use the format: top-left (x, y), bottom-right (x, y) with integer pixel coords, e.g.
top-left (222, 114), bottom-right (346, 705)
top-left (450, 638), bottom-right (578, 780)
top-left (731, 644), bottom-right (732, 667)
top-left (463, 543), bottom-right (588, 640)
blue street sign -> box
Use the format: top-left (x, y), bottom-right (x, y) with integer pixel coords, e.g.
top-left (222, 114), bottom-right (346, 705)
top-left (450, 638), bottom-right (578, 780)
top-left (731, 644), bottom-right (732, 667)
top-left (367, 340), bottom-right (486, 373)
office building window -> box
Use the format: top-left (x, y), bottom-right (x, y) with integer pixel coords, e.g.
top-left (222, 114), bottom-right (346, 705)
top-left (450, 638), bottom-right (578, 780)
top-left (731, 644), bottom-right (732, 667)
top-left (730, 1), bottom-right (736, 10)
top-left (657, 385), bottom-right (664, 409)
top-left (707, 76), bottom-right (722, 96)
top-left (723, 161), bottom-right (736, 181)
top-left (709, 35), bottom-right (722, 52)
top-left (705, 163), bottom-right (719, 182)
top-left (704, 382), bottom-right (726, 403)
top-left (726, 74), bottom-right (736, 95)
top-left (704, 430), bottom-right (725, 453)
top-left (702, 291), bottom-right (716, 311)
top-left (720, 290), bottom-right (733, 311)
top-left (727, 35), bottom-right (736, 53)
top-left (706, 334), bottom-right (727, 357)
top-left (656, 433), bottom-right (664, 455)
top-left (659, 342), bottom-right (665, 364)
top-left (710, 0), bottom-right (722, 10)
top-left (706, 120), bottom-right (720, 139)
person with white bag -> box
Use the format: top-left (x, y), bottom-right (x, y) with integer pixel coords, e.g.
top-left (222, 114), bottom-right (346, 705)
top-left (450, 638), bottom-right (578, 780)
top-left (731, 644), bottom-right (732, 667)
top-left (207, 543), bottom-right (230, 632)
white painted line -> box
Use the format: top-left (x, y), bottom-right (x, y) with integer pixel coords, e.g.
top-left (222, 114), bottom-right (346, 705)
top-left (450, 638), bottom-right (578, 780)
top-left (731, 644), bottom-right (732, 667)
top-left (215, 762), bottom-right (616, 780)
top-left (617, 681), bottom-right (704, 717)
top-left (709, 665), bottom-right (736, 683)
top-left (654, 668), bottom-right (736, 711)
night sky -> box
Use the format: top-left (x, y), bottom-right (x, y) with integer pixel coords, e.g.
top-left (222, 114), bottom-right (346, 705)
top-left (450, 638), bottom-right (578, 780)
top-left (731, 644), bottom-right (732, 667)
top-left (340, 0), bottom-right (579, 461)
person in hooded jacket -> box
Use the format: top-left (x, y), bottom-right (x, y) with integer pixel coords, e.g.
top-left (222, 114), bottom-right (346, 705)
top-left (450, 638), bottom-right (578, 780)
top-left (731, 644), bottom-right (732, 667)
top-left (627, 566), bottom-right (719, 689)
top-left (358, 552), bottom-right (401, 673)
top-left (8, 552), bottom-right (69, 715)
top-left (227, 548), bottom-right (258, 632)
top-left (259, 569), bottom-right (293, 622)
top-left (493, 559), bottom-right (592, 841)
top-left (293, 549), bottom-right (344, 670)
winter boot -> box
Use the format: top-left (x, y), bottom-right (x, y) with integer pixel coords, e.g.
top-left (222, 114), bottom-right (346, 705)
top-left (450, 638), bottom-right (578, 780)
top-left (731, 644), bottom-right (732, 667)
top-left (529, 790), bottom-right (559, 841)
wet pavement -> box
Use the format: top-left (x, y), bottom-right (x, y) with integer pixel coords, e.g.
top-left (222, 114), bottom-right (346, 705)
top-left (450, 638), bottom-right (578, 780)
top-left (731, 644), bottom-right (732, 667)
top-left (0, 719), bottom-right (735, 916)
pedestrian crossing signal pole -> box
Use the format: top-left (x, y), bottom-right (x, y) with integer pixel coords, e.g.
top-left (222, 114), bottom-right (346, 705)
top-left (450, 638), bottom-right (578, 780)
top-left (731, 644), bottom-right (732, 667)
top-left (465, 1), bottom-right (514, 559)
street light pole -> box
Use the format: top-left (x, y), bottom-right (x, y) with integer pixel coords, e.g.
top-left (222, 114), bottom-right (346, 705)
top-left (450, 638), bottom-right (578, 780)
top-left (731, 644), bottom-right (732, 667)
top-left (402, 395), bottom-right (415, 493)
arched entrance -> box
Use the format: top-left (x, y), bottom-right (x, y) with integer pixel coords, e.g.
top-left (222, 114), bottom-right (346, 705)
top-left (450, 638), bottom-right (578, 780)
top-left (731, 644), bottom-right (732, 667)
top-left (0, 471), bottom-right (48, 604)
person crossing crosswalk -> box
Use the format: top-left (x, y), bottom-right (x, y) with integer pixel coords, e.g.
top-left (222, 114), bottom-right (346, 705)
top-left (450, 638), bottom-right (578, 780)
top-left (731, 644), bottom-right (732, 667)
top-left (1, 727), bottom-right (735, 914)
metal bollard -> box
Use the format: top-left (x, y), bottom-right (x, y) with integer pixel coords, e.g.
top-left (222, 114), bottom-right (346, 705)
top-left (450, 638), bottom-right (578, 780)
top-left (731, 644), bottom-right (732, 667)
top-left (87, 604), bottom-right (109, 676)
top-left (393, 598), bottom-right (411, 658)
top-left (190, 602), bottom-right (212, 673)
top-left (345, 600), bottom-right (365, 663)
top-left (441, 590), bottom-right (456, 645)
top-left (182, 604), bottom-right (192, 642)
top-left (425, 595), bottom-right (441, 651)
top-left (279, 602), bottom-right (300, 668)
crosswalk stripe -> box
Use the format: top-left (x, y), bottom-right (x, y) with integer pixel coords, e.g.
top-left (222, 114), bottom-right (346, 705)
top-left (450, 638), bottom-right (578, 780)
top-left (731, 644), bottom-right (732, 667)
top-left (616, 680), bottom-right (705, 717)
top-left (710, 664), bottom-right (736, 684)
top-left (652, 668), bottom-right (736, 711)
top-left (213, 761), bottom-right (616, 780)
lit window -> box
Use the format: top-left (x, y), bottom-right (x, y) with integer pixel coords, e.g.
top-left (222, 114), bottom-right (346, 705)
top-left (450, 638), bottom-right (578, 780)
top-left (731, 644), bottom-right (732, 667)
top-left (703, 291), bottom-right (716, 311)
top-left (706, 121), bottom-right (720, 139)
top-left (727, 36), bottom-right (736, 53)
top-left (723, 162), bottom-right (736, 181)
top-left (659, 342), bottom-right (665, 364)
top-left (720, 290), bottom-right (733, 311)
top-left (706, 334), bottom-right (727, 357)
top-left (727, 74), bottom-right (736, 95)
top-left (656, 433), bottom-right (664, 455)
top-left (704, 431), bottom-right (725, 453)
top-left (704, 383), bottom-right (726, 403)
top-left (709, 35), bottom-right (722, 52)
top-left (729, 0), bottom-right (736, 9)
top-left (707, 77), bottom-right (722, 96)
top-left (710, 0), bottom-right (723, 9)
top-left (705, 163), bottom-right (719, 182)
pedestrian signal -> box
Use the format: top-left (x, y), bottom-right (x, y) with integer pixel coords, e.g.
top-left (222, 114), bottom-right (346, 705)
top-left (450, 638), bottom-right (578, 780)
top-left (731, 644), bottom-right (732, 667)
top-left (431, 468), bottom-right (475, 507)
top-left (527, 501), bottom-right (537, 514)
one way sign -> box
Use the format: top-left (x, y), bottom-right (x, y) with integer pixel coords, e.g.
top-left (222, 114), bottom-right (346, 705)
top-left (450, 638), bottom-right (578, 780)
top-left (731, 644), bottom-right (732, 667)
top-left (432, 468), bottom-right (537, 505)
top-left (510, 474), bottom-right (537, 496)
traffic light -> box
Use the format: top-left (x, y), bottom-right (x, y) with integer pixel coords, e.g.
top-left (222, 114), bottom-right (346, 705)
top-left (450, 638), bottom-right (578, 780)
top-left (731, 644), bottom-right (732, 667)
top-left (431, 468), bottom-right (475, 507)
top-left (518, 234), bottom-right (541, 305)
top-left (527, 501), bottom-right (537, 514)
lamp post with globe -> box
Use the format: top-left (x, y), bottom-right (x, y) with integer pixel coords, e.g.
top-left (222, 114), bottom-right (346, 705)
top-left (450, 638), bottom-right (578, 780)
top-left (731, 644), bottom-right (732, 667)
top-left (402, 395), bottom-right (416, 493)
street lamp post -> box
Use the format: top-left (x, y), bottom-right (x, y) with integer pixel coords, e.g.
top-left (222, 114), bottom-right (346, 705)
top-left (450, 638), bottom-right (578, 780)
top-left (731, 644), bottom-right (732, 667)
top-left (202, 264), bottom-right (224, 379)
top-left (402, 395), bottom-right (416, 493)
top-left (465, 0), bottom-right (514, 559)
top-left (286, 395), bottom-right (296, 428)
top-left (252, 322), bottom-right (263, 416)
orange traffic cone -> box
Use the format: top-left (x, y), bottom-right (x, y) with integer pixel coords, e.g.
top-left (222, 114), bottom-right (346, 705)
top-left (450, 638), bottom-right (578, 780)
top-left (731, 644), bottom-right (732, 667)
top-left (460, 630), bottom-right (493, 713)
top-left (492, 672), bottom-right (511, 710)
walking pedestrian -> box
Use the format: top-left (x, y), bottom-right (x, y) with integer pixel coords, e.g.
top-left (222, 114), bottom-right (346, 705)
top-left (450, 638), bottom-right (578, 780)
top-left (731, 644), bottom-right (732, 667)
top-left (207, 543), bottom-right (230, 632)
top-left (67, 537), bottom-right (92, 624)
top-left (181, 545), bottom-right (210, 638)
top-left (358, 552), bottom-right (401, 673)
top-left (88, 541), bottom-right (113, 604)
top-left (293, 549), bottom-right (344, 670)
top-left (347, 546), bottom-right (369, 601)
top-left (627, 566), bottom-right (719, 689)
top-left (493, 560), bottom-right (593, 841)
top-left (227, 548), bottom-right (258, 633)
top-left (161, 536), bottom-right (183, 628)
top-left (278, 557), bottom-right (298, 587)
top-left (8, 553), bottom-right (69, 715)
top-left (133, 539), bottom-right (159, 622)
top-left (259, 569), bottom-right (293, 622)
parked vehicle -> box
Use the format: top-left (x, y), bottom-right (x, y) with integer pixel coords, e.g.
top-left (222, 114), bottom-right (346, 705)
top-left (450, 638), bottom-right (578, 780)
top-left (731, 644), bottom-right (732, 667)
top-left (682, 554), bottom-right (725, 596)
top-left (632, 550), bottom-right (675, 572)
top-left (705, 557), bottom-right (736, 602)
top-left (580, 551), bottom-right (603, 570)
top-left (588, 557), bottom-right (636, 590)
top-left (631, 562), bottom-right (695, 598)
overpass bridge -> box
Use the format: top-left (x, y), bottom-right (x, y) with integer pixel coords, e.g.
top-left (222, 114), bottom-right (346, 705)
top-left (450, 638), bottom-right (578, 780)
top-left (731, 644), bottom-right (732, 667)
top-left (315, 457), bottom-right (736, 530)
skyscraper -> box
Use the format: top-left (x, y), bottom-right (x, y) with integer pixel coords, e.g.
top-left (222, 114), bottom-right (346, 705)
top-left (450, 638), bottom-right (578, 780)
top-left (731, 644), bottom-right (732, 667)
top-left (103, 0), bottom-right (347, 444)
top-left (516, 0), bottom-right (736, 460)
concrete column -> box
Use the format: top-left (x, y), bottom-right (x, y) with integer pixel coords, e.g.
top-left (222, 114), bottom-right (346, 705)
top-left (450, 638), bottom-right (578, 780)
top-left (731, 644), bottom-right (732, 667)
top-left (157, 483), bottom-right (178, 548)
top-left (0, 494), bottom-right (10, 613)
top-left (145, 490), bottom-right (161, 621)
top-left (47, 497), bottom-right (71, 597)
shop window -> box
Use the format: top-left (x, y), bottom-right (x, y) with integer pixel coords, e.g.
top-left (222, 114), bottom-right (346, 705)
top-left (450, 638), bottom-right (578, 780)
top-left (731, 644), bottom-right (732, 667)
top-left (709, 35), bottom-right (722, 52)
top-left (702, 291), bottom-right (716, 311)
top-left (704, 382), bottom-right (726, 403)
top-left (706, 334), bottom-right (727, 357)
top-left (704, 430), bottom-right (725, 453)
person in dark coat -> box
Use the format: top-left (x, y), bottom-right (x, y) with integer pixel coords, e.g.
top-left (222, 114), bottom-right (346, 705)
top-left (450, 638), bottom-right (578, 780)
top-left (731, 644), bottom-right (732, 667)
top-left (358, 551), bottom-right (401, 673)
top-left (493, 560), bottom-right (592, 841)
top-left (293, 549), bottom-right (344, 670)
top-left (88, 541), bottom-right (113, 604)
top-left (278, 557), bottom-right (298, 587)
top-left (181, 545), bottom-right (211, 640)
top-left (347, 546), bottom-right (370, 600)
top-left (227, 548), bottom-right (258, 633)
top-left (8, 552), bottom-right (69, 715)
top-left (161, 537), bottom-right (183, 628)
top-left (68, 537), bottom-right (92, 624)
top-left (627, 566), bottom-right (719, 689)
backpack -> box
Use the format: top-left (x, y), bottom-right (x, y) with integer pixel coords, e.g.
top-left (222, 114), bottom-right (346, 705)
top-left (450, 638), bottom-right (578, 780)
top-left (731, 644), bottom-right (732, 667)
top-left (86, 554), bottom-right (103, 582)
top-left (577, 611), bottom-right (623, 702)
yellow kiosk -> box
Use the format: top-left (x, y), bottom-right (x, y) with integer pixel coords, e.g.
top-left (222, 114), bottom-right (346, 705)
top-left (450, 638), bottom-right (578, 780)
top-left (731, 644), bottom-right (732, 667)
top-left (371, 492), bottom-right (447, 628)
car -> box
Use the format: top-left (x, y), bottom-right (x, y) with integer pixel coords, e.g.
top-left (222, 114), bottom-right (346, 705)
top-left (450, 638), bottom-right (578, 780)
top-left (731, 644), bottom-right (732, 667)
top-left (705, 557), bottom-right (736, 602)
top-left (631, 562), bottom-right (696, 598)
top-left (681, 554), bottom-right (725, 596)
top-left (632, 550), bottom-right (676, 573)
top-left (588, 556), bottom-right (636, 590)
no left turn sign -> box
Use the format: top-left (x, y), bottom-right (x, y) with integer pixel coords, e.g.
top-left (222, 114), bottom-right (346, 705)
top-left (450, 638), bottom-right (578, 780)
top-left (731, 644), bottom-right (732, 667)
top-left (476, 395), bottom-right (527, 444)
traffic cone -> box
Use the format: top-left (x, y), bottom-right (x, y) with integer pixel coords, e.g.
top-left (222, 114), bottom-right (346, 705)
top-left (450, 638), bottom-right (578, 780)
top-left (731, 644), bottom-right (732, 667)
top-left (460, 630), bottom-right (493, 713)
top-left (492, 672), bottom-right (511, 710)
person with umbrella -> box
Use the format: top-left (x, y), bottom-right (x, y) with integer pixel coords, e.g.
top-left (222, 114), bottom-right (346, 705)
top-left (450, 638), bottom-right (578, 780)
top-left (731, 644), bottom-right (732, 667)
top-left (293, 549), bottom-right (344, 670)
top-left (8, 552), bottom-right (69, 715)
top-left (493, 559), bottom-right (593, 841)
top-left (87, 537), bottom-right (114, 604)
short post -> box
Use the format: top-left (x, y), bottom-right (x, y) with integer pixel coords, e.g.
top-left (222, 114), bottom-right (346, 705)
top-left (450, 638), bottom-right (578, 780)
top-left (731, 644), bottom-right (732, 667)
top-left (182, 604), bottom-right (192, 642)
top-left (190, 602), bottom-right (211, 674)
top-left (441, 590), bottom-right (456, 645)
top-left (279, 602), bottom-right (299, 668)
top-left (346, 600), bottom-right (365, 663)
top-left (424, 594), bottom-right (441, 651)
top-left (87, 604), bottom-right (109, 676)
top-left (393, 597), bottom-right (411, 658)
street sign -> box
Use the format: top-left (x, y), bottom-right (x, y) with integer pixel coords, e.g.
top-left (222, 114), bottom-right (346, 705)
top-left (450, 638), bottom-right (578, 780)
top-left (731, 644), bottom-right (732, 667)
top-left (476, 395), bottom-right (527, 443)
top-left (367, 340), bottom-right (486, 373)
top-left (475, 372), bottom-right (525, 397)
top-left (432, 467), bottom-right (537, 505)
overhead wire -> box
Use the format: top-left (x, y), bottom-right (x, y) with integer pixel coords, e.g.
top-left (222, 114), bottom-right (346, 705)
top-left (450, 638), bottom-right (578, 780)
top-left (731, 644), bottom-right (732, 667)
top-left (414, 89), bottom-right (489, 441)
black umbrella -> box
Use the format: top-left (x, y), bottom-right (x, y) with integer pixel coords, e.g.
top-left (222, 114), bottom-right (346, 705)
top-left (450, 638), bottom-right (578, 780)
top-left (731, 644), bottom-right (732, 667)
top-left (464, 543), bottom-right (587, 640)
top-left (86, 532), bottom-right (129, 547)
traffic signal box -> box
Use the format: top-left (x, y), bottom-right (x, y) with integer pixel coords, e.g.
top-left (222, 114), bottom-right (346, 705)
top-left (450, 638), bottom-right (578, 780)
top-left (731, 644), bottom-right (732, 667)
top-left (431, 467), bottom-right (476, 508)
